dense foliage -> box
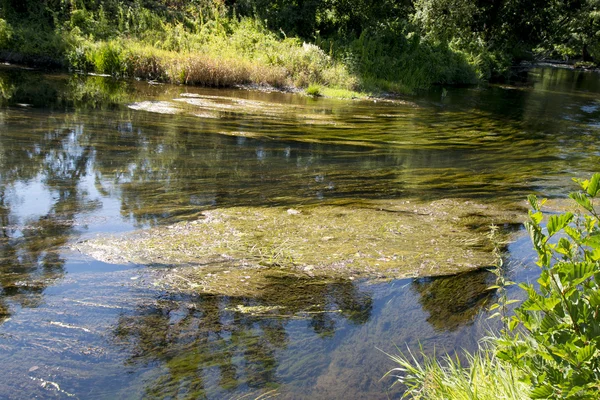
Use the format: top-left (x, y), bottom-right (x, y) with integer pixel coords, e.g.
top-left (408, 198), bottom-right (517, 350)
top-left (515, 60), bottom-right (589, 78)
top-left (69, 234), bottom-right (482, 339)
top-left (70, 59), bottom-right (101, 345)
top-left (495, 176), bottom-right (600, 398)
top-left (390, 175), bottom-right (600, 399)
top-left (0, 1), bottom-right (599, 91)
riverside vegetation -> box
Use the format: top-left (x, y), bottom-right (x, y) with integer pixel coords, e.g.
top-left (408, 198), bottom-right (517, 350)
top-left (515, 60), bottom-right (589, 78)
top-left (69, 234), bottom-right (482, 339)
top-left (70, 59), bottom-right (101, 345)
top-left (389, 175), bottom-right (600, 399)
top-left (1, 1), bottom-right (600, 95)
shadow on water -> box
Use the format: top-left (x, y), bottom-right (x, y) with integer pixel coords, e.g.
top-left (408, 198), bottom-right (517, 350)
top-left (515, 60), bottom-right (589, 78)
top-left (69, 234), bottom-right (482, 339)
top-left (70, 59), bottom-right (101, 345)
top-left (412, 269), bottom-right (496, 332)
top-left (0, 99), bottom-right (99, 324)
top-left (113, 276), bottom-right (373, 399)
top-left (108, 270), bottom-right (497, 399)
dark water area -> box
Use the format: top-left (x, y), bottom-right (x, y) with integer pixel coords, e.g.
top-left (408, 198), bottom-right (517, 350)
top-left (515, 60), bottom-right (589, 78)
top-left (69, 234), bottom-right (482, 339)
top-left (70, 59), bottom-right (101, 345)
top-left (0, 65), bottom-right (599, 398)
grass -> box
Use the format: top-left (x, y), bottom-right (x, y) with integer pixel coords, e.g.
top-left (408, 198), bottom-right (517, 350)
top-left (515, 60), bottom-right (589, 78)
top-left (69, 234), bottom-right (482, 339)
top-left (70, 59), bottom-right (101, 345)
top-left (319, 87), bottom-right (370, 100)
top-left (385, 344), bottom-right (529, 400)
top-left (305, 83), bottom-right (321, 97)
top-left (63, 22), bottom-right (358, 91)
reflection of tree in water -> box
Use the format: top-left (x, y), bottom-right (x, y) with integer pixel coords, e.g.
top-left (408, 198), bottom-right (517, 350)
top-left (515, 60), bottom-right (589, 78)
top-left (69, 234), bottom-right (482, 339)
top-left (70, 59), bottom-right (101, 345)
top-left (412, 269), bottom-right (495, 332)
top-left (3, 68), bottom-right (572, 231)
top-left (3, 67), bottom-right (597, 231)
top-left (0, 69), bottom-right (132, 110)
top-left (114, 277), bottom-right (372, 398)
top-left (0, 116), bottom-right (98, 324)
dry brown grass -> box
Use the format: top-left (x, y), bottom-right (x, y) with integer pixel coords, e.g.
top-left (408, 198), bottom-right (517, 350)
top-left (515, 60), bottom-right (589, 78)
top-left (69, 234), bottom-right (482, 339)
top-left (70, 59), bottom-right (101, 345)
top-left (118, 45), bottom-right (293, 88)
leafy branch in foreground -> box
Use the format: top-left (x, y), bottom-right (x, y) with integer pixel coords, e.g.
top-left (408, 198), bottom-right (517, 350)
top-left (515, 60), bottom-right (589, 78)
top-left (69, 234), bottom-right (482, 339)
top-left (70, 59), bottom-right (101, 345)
top-left (496, 174), bottom-right (600, 399)
top-left (387, 173), bottom-right (600, 399)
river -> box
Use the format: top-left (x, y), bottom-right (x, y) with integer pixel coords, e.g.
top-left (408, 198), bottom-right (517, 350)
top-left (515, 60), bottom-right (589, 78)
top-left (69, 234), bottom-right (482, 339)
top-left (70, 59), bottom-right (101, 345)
top-left (0, 65), bottom-right (598, 399)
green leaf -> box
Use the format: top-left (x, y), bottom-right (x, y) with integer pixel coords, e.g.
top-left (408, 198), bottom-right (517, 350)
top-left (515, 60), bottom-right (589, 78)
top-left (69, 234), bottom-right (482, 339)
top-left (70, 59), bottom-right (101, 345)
top-left (566, 386), bottom-right (588, 398)
top-left (547, 212), bottom-right (573, 236)
top-left (518, 282), bottom-right (535, 293)
top-left (583, 234), bottom-right (600, 249)
top-left (530, 384), bottom-right (554, 399)
top-left (587, 291), bottom-right (600, 307)
top-left (584, 215), bottom-right (597, 232)
top-left (574, 177), bottom-right (590, 191)
top-left (542, 297), bottom-right (561, 311)
top-left (589, 247), bottom-right (600, 261)
top-left (558, 262), bottom-right (597, 287)
top-left (555, 237), bottom-right (572, 257)
top-left (487, 312), bottom-right (501, 320)
top-left (569, 192), bottom-right (594, 212)
top-left (528, 194), bottom-right (541, 211)
top-left (564, 226), bottom-right (582, 243)
top-left (509, 316), bottom-right (520, 331)
top-left (586, 173), bottom-right (600, 197)
top-left (576, 344), bottom-right (596, 364)
top-left (525, 221), bottom-right (548, 255)
top-left (521, 298), bottom-right (542, 311)
top-left (571, 262), bottom-right (596, 282)
top-left (540, 314), bottom-right (559, 332)
top-left (529, 210), bottom-right (543, 225)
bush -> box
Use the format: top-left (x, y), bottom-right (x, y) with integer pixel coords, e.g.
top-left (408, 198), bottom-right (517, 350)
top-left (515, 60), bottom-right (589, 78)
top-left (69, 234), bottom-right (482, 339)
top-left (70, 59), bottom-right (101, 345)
top-left (0, 18), bottom-right (12, 49)
top-left (495, 175), bottom-right (600, 398)
top-left (348, 23), bottom-right (478, 93)
top-left (388, 174), bottom-right (600, 399)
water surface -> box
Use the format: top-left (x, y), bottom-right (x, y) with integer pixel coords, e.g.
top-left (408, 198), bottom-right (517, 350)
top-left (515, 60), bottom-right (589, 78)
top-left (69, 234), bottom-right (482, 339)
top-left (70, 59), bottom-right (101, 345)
top-left (0, 65), bottom-right (599, 399)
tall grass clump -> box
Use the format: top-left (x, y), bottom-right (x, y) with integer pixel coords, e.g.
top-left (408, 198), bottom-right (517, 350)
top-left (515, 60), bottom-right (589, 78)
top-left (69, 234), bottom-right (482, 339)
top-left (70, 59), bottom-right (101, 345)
top-left (386, 346), bottom-right (528, 400)
top-left (388, 173), bottom-right (600, 399)
top-left (306, 83), bottom-right (322, 97)
top-left (88, 41), bottom-right (127, 76)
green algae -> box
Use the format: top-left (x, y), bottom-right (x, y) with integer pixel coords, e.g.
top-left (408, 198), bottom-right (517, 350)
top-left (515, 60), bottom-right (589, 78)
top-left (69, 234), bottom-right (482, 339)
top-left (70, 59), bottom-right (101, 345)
top-left (76, 199), bottom-right (525, 296)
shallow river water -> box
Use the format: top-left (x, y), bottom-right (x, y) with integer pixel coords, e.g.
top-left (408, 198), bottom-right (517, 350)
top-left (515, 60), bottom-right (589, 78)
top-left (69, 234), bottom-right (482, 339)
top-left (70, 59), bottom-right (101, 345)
top-left (0, 65), bottom-right (599, 399)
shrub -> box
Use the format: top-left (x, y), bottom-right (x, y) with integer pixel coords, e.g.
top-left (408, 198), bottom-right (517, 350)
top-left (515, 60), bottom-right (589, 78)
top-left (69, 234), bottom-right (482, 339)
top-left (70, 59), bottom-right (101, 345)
top-left (348, 23), bottom-right (478, 93)
top-left (0, 18), bottom-right (13, 49)
top-left (495, 175), bottom-right (600, 398)
top-left (388, 174), bottom-right (600, 399)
